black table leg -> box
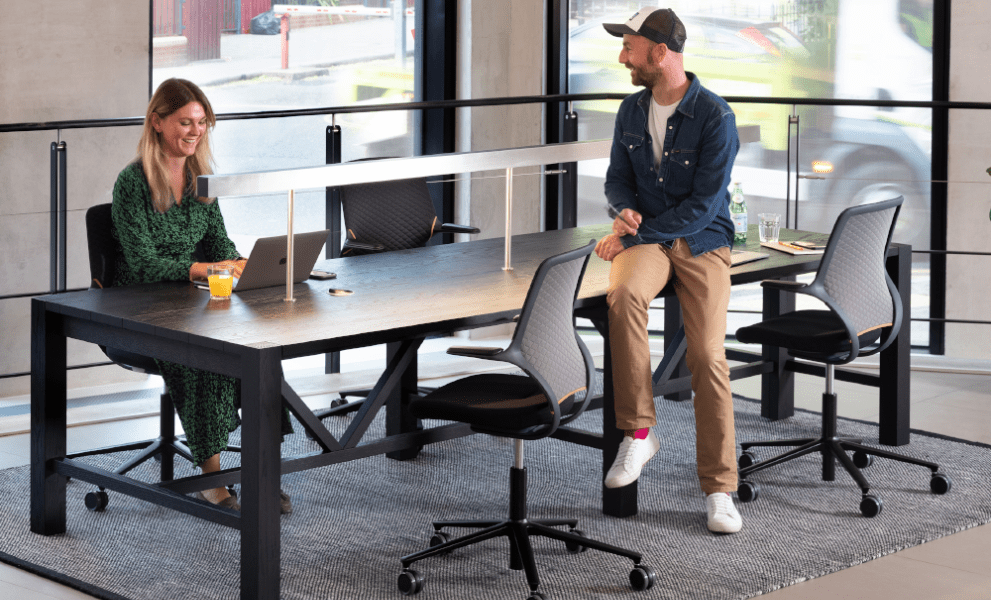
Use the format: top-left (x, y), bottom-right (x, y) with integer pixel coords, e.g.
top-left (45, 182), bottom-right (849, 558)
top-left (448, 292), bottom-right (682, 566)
top-left (880, 244), bottom-right (911, 446)
top-left (30, 300), bottom-right (67, 535)
top-left (240, 345), bottom-right (283, 600)
top-left (583, 312), bottom-right (638, 518)
top-left (386, 340), bottom-right (423, 461)
top-left (760, 277), bottom-right (796, 421)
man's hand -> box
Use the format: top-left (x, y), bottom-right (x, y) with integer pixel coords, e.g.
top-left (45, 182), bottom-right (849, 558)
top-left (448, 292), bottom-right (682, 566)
top-left (613, 208), bottom-right (642, 237)
top-left (595, 234), bottom-right (626, 262)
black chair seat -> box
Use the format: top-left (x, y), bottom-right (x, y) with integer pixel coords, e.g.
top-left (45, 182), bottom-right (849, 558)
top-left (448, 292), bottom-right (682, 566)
top-left (103, 346), bottom-right (161, 375)
top-left (410, 373), bottom-right (574, 434)
top-left (736, 309), bottom-right (882, 359)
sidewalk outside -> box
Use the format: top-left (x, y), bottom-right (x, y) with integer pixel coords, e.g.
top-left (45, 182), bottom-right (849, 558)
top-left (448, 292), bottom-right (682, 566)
top-left (154, 18), bottom-right (410, 89)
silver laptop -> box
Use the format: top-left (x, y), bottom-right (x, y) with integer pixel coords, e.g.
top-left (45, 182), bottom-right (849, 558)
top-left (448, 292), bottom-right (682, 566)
top-left (225, 230), bottom-right (330, 293)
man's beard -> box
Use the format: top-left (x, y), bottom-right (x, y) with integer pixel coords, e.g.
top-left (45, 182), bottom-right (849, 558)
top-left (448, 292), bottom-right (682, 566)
top-left (628, 63), bottom-right (660, 89)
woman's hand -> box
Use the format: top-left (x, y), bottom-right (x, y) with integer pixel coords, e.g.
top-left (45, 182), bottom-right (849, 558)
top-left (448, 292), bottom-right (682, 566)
top-left (224, 258), bottom-right (247, 278)
top-left (189, 258), bottom-right (247, 282)
top-left (189, 262), bottom-right (209, 281)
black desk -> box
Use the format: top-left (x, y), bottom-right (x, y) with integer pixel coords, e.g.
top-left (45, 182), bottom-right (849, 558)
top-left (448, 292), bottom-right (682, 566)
top-left (30, 224), bottom-right (910, 599)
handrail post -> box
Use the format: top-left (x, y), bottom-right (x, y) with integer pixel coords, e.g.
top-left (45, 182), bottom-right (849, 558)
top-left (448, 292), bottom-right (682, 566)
top-left (285, 189), bottom-right (296, 302)
top-left (504, 167), bottom-right (513, 271)
top-left (325, 120), bottom-right (343, 374)
top-left (562, 106), bottom-right (579, 229)
top-left (793, 109), bottom-right (801, 229)
top-left (49, 139), bottom-right (67, 293)
top-left (785, 106), bottom-right (798, 229)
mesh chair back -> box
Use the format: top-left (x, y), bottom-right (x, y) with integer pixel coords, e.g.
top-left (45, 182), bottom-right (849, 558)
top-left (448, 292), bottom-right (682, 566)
top-left (85, 203), bottom-right (118, 289)
top-left (813, 197), bottom-right (903, 339)
top-left (506, 241), bottom-right (595, 418)
top-left (84, 203), bottom-right (159, 373)
top-left (339, 158), bottom-right (438, 254)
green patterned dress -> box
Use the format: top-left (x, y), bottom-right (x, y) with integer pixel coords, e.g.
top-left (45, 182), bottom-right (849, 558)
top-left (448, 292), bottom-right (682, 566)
top-left (111, 162), bottom-right (291, 465)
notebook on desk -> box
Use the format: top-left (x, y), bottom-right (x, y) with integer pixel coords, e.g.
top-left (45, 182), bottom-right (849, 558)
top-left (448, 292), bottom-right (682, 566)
top-left (197, 230), bottom-right (330, 293)
top-left (730, 249), bottom-right (770, 266)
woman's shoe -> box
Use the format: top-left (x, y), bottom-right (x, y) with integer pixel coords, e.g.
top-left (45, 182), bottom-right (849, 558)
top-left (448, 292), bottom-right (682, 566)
top-left (191, 490), bottom-right (241, 512)
top-left (223, 487), bottom-right (292, 515)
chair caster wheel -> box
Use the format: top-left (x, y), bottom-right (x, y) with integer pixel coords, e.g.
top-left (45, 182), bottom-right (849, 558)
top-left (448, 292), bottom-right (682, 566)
top-left (630, 564), bottom-right (656, 591)
top-left (737, 480), bottom-right (759, 503)
top-left (397, 568), bottom-right (424, 596)
top-left (429, 530), bottom-right (452, 554)
top-left (860, 494), bottom-right (883, 518)
top-left (564, 528), bottom-right (588, 554)
top-left (330, 397), bottom-right (347, 409)
top-left (853, 451), bottom-right (874, 469)
top-left (84, 490), bottom-right (109, 512)
top-left (738, 451), bottom-right (756, 468)
top-left (527, 591), bottom-right (549, 600)
top-left (930, 473), bottom-right (952, 495)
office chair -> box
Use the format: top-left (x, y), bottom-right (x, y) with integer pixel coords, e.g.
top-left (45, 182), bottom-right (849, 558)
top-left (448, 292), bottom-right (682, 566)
top-left (338, 159), bottom-right (480, 256)
top-left (396, 241), bottom-right (655, 600)
top-left (734, 197), bottom-right (951, 518)
top-left (80, 203), bottom-right (238, 510)
top-left (319, 159), bottom-right (481, 419)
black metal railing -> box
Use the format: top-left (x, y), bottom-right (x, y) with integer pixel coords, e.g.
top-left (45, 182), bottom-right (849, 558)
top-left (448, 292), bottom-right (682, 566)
top-left (3, 92), bottom-right (990, 380)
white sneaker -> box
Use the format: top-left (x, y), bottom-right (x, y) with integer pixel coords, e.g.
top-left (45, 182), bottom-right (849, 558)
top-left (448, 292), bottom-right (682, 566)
top-left (706, 492), bottom-right (742, 534)
top-left (604, 430), bottom-right (660, 488)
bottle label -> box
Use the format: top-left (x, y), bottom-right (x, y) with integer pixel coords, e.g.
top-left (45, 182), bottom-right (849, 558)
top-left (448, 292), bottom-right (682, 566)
top-left (731, 213), bottom-right (747, 233)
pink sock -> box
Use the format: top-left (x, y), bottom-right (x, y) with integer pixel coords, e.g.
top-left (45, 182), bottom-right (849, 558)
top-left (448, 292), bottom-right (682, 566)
top-left (633, 428), bottom-right (649, 440)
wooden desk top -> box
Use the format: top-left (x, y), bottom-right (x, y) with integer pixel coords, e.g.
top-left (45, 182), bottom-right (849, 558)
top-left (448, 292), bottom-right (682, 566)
top-left (38, 224), bottom-right (829, 358)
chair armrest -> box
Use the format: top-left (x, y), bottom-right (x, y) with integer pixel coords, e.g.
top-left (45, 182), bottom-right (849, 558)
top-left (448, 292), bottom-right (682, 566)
top-left (447, 346), bottom-right (505, 359)
top-left (760, 280), bottom-right (808, 292)
top-left (343, 240), bottom-right (386, 252)
top-left (435, 223), bottom-right (481, 235)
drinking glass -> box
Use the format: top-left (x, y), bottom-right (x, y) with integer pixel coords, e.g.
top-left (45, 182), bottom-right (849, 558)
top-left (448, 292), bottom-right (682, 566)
top-left (207, 265), bottom-right (233, 300)
top-left (758, 213), bottom-right (781, 244)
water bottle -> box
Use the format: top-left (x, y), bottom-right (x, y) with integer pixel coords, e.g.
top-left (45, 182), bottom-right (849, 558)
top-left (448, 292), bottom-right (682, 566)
top-left (730, 182), bottom-right (747, 244)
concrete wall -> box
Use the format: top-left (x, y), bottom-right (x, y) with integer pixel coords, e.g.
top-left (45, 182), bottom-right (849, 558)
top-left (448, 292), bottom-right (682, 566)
top-left (0, 3), bottom-right (151, 397)
top-left (946, 1), bottom-right (991, 360)
top-left (456, 0), bottom-right (545, 340)
top-left (456, 0), bottom-right (545, 238)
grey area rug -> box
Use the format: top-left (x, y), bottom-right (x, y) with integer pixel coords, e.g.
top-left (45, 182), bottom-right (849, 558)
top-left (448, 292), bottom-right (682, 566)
top-left (2, 388), bottom-right (990, 600)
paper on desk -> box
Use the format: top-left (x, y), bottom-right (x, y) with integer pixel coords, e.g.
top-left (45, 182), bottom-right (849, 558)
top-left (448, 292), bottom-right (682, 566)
top-left (760, 241), bottom-right (825, 255)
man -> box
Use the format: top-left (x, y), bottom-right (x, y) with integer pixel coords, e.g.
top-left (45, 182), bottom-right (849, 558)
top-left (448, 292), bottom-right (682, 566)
top-left (596, 7), bottom-right (742, 534)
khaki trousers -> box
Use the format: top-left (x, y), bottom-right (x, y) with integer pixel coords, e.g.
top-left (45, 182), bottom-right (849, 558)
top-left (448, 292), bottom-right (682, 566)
top-left (606, 239), bottom-right (737, 494)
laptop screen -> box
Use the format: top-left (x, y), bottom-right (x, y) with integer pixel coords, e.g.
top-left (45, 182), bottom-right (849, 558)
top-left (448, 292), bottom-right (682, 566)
top-left (233, 230), bottom-right (331, 292)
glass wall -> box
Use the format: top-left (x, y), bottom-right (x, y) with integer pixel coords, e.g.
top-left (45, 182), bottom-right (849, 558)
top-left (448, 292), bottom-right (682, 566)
top-left (568, 0), bottom-right (934, 346)
top-left (152, 0), bottom-right (418, 241)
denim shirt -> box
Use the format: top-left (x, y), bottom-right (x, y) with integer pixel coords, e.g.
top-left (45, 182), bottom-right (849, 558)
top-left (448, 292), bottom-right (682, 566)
top-left (604, 73), bottom-right (739, 256)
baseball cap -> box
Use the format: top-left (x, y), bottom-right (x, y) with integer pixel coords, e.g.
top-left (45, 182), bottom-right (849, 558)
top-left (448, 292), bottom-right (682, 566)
top-left (603, 7), bottom-right (687, 53)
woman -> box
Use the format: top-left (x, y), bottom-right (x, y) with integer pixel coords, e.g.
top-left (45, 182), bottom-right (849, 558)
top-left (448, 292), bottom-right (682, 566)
top-left (111, 78), bottom-right (292, 513)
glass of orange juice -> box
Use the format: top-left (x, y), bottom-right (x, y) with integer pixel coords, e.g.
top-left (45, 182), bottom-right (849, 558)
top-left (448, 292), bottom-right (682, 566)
top-left (207, 265), bottom-right (233, 300)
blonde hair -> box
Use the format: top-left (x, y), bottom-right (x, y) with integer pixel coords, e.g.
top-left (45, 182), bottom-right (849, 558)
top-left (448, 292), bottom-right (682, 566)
top-left (137, 78), bottom-right (217, 213)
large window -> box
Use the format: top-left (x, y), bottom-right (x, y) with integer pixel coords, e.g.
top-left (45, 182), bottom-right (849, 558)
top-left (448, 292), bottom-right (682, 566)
top-left (152, 0), bottom-right (418, 241)
top-left (569, 0), bottom-right (934, 346)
